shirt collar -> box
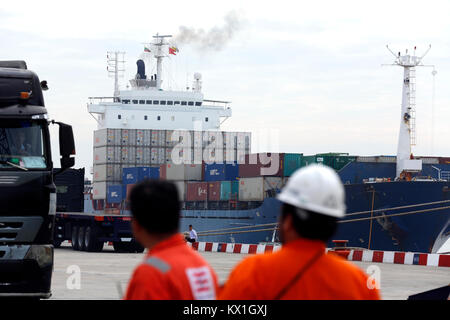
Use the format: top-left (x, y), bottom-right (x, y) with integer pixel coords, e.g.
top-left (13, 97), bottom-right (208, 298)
top-left (147, 233), bottom-right (186, 255)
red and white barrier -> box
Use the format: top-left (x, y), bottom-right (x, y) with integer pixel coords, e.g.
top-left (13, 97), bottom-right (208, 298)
top-left (188, 242), bottom-right (450, 268)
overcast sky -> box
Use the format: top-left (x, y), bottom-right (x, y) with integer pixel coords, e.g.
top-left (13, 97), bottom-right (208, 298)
top-left (1, 0), bottom-right (449, 176)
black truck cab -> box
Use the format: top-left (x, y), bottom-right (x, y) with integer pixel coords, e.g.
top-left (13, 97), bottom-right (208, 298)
top-left (0, 61), bottom-right (75, 298)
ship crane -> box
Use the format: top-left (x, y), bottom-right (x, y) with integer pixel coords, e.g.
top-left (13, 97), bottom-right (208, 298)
top-left (384, 45), bottom-right (434, 179)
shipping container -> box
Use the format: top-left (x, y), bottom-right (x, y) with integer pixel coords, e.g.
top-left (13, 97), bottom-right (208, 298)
top-left (283, 153), bottom-right (303, 176)
top-left (193, 131), bottom-right (203, 148)
top-left (93, 181), bottom-right (120, 200)
top-left (356, 156), bottom-right (377, 163)
top-left (239, 153), bottom-right (283, 177)
top-left (121, 129), bottom-right (136, 146)
top-left (93, 128), bottom-right (122, 147)
top-left (204, 163), bottom-right (239, 181)
top-left (151, 147), bottom-right (165, 165)
top-left (377, 156), bottom-right (396, 163)
top-left (239, 177), bottom-right (264, 201)
top-left (172, 181), bottom-right (186, 201)
top-left (107, 185), bottom-right (123, 203)
top-left (122, 167), bottom-right (151, 184)
top-left (113, 164), bottom-right (123, 181)
top-left (135, 147), bottom-right (145, 164)
top-left (219, 180), bottom-right (239, 201)
top-left (120, 146), bottom-right (136, 163)
top-left (203, 147), bottom-right (224, 164)
top-left (166, 130), bottom-right (192, 147)
top-left (93, 146), bottom-right (118, 164)
top-left (224, 132), bottom-right (238, 149)
top-left (264, 177), bottom-right (283, 198)
top-left (93, 164), bottom-right (115, 182)
top-left (207, 181), bottom-right (221, 201)
top-left (186, 182), bottom-right (208, 201)
top-left (151, 130), bottom-right (165, 146)
top-left (439, 157), bottom-right (450, 165)
top-left (159, 164), bottom-right (202, 180)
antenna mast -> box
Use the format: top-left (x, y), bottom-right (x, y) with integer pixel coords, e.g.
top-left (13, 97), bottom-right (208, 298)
top-left (385, 45), bottom-right (434, 179)
top-left (107, 51), bottom-right (125, 98)
top-left (149, 33), bottom-right (172, 90)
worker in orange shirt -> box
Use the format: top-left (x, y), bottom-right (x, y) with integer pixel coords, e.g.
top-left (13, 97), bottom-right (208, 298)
top-left (219, 164), bottom-right (381, 300)
top-left (124, 180), bottom-right (219, 300)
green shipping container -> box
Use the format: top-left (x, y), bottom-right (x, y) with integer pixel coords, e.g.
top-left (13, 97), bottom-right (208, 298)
top-left (220, 181), bottom-right (239, 200)
top-left (283, 153), bottom-right (303, 177)
top-left (302, 153), bottom-right (354, 171)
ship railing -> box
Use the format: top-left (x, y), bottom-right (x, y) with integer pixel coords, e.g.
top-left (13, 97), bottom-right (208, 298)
top-left (88, 96), bottom-right (119, 104)
top-left (202, 99), bottom-right (231, 109)
top-left (441, 171), bottom-right (450, 181)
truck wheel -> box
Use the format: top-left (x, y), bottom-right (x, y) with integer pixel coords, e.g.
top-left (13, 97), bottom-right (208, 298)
top-left (78, 226), bottom-right (86, 251)
top-left (71, 226), bottom-right (79, 251)
top-left (84, 226), bottom-right (104, 252)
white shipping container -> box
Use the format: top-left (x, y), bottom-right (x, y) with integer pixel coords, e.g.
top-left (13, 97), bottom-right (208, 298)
top-left (377, 156), bottom-right (396, 163)
top-left (356, 156), bottom-right (377, 163)
top-left (193, 148), bottom-right (203, 165)
top-left (93, 146), bottom-right (117, 164)
top-left (193, 131), bottom-right (203, 148)
top-left (143, 129), bottom-right (152, 146)
top-left (163, 164), bottom-right (185, 180)
top-left (184, 164), bottom-right (203, 180)
top-left (151, 147), bottom-right (165, 164)
top-left (136, 130), bottom-right (145, 146)
top-left (121, 129), bottom-right (137, 146)
top-left (224, 132), bottom-right (238, 149)
top-left (223, 148), bottom-right (237, 163)
top-left (173, 181), bottom-right (186, 201)
top-left (93, 164), bottom-right (114, 182)
top-left (92, 182), bottom-right (107, 200)
top-left (120, 146), bottom-right (136, 163)
top-left (203, 147), bottom-right (224, 164)
top-left (237, 132), bottom-right (246, 149)
top-left (207, 131), bottom-right (224, 149)
top-left (113, 164), bottom-right (123, 181)
top-left (135, 147), bottom-right (145, 164)
top-left (143, 147), bottom-right (151, 164)
top-left (239, 177), bottom-right (264, 201)
top-left (151, 130), bottom-right (166, 146)
top-left (165, 147), bottom-right (174, 163)
top-left (93, 128), bottom-right (121, 147)
top-left (244, 132), bottom-right (251, 150)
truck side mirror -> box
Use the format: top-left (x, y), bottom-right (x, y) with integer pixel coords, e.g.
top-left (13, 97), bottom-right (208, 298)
top-left (57, 122), bottom-right (75, 171)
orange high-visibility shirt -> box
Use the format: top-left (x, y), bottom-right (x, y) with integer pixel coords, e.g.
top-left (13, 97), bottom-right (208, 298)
top-left (219, 238), bottom-right (381, 300)
top-left (124, 234), bottom-right (219, 300)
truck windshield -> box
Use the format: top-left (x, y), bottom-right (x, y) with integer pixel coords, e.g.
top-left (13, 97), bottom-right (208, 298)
top-left (0, 119), bottom-right (48, 169)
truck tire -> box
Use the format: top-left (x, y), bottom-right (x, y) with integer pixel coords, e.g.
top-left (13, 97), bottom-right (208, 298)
top-left (71, 226), bottom-right (79, 251)
top-left (84, 226), bottom-right (104, 252)
top-left (78, 226), bottom-right (86, 251)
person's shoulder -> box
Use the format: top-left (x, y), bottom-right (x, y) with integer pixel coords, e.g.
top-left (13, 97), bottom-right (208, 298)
top-left (325, 252), bottom-right (371, 279)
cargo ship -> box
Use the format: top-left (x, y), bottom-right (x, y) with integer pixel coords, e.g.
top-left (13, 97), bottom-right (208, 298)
top-left (77, 36), bottom-right (449, 253)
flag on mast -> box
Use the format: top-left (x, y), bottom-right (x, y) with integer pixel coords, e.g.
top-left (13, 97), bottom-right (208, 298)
top-left (169, 46), bottom-right (179, 55)
top-left (144, 46), bottom-right (151, 53)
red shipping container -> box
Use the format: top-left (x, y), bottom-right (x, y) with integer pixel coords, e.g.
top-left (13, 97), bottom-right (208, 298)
top-left (238, 153), bottom-right (284, 177)
top-left (208, 182), bottom-right (221, 201)
top-left (186, 182), bottom-right (208, 201)
top-left (126, 184), bottom-right (136, 201)
top-left (439, 157), bottom-right (450, 164)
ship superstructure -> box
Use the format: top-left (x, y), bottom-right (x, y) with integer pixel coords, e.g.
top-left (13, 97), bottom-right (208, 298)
top-left (88, 34), bottom-right (231, 131)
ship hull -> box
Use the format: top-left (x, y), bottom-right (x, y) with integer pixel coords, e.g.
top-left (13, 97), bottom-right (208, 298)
top-left (180, 181), bottom-right (450, 253)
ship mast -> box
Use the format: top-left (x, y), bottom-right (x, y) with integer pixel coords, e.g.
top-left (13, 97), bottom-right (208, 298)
top-left (151, 33), bottom-right (172, 90)
top-left (107, 51), bottom-right (125, 98)
top-left (385, 45), bottom-right (433, 179)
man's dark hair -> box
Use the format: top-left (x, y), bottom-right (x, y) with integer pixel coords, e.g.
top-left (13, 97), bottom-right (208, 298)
top-left (189, 225), bottom-right (193, 228)
top-left (129, 180), bottom-right (180, 234)
top-left (281, 203), bottom-right (338, 242)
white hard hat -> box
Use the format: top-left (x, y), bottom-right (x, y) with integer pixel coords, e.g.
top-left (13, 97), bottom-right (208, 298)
top-left (277, 164), bottom-right (346, 218)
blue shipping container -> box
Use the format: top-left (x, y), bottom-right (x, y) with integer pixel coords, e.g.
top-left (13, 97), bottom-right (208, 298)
top-left (204, 163), bottom-right (239, 181)
top-left (107, 185), bottom-right (123, 203)
top-left (122, 167), bottom-right (150, 184)
top-left (149, 167), bottom-right (160, 179)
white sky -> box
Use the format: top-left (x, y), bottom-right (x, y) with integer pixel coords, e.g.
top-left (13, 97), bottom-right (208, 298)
top-left (1, 0), bottom-right (449, 177)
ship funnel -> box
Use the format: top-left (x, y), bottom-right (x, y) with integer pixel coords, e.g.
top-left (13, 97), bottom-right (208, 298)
top-left (136, 59), bottom-right (146, 80)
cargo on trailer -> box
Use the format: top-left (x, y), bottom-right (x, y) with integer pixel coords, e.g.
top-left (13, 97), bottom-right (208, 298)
top-left (186, 182), bottom-right (208, 201)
